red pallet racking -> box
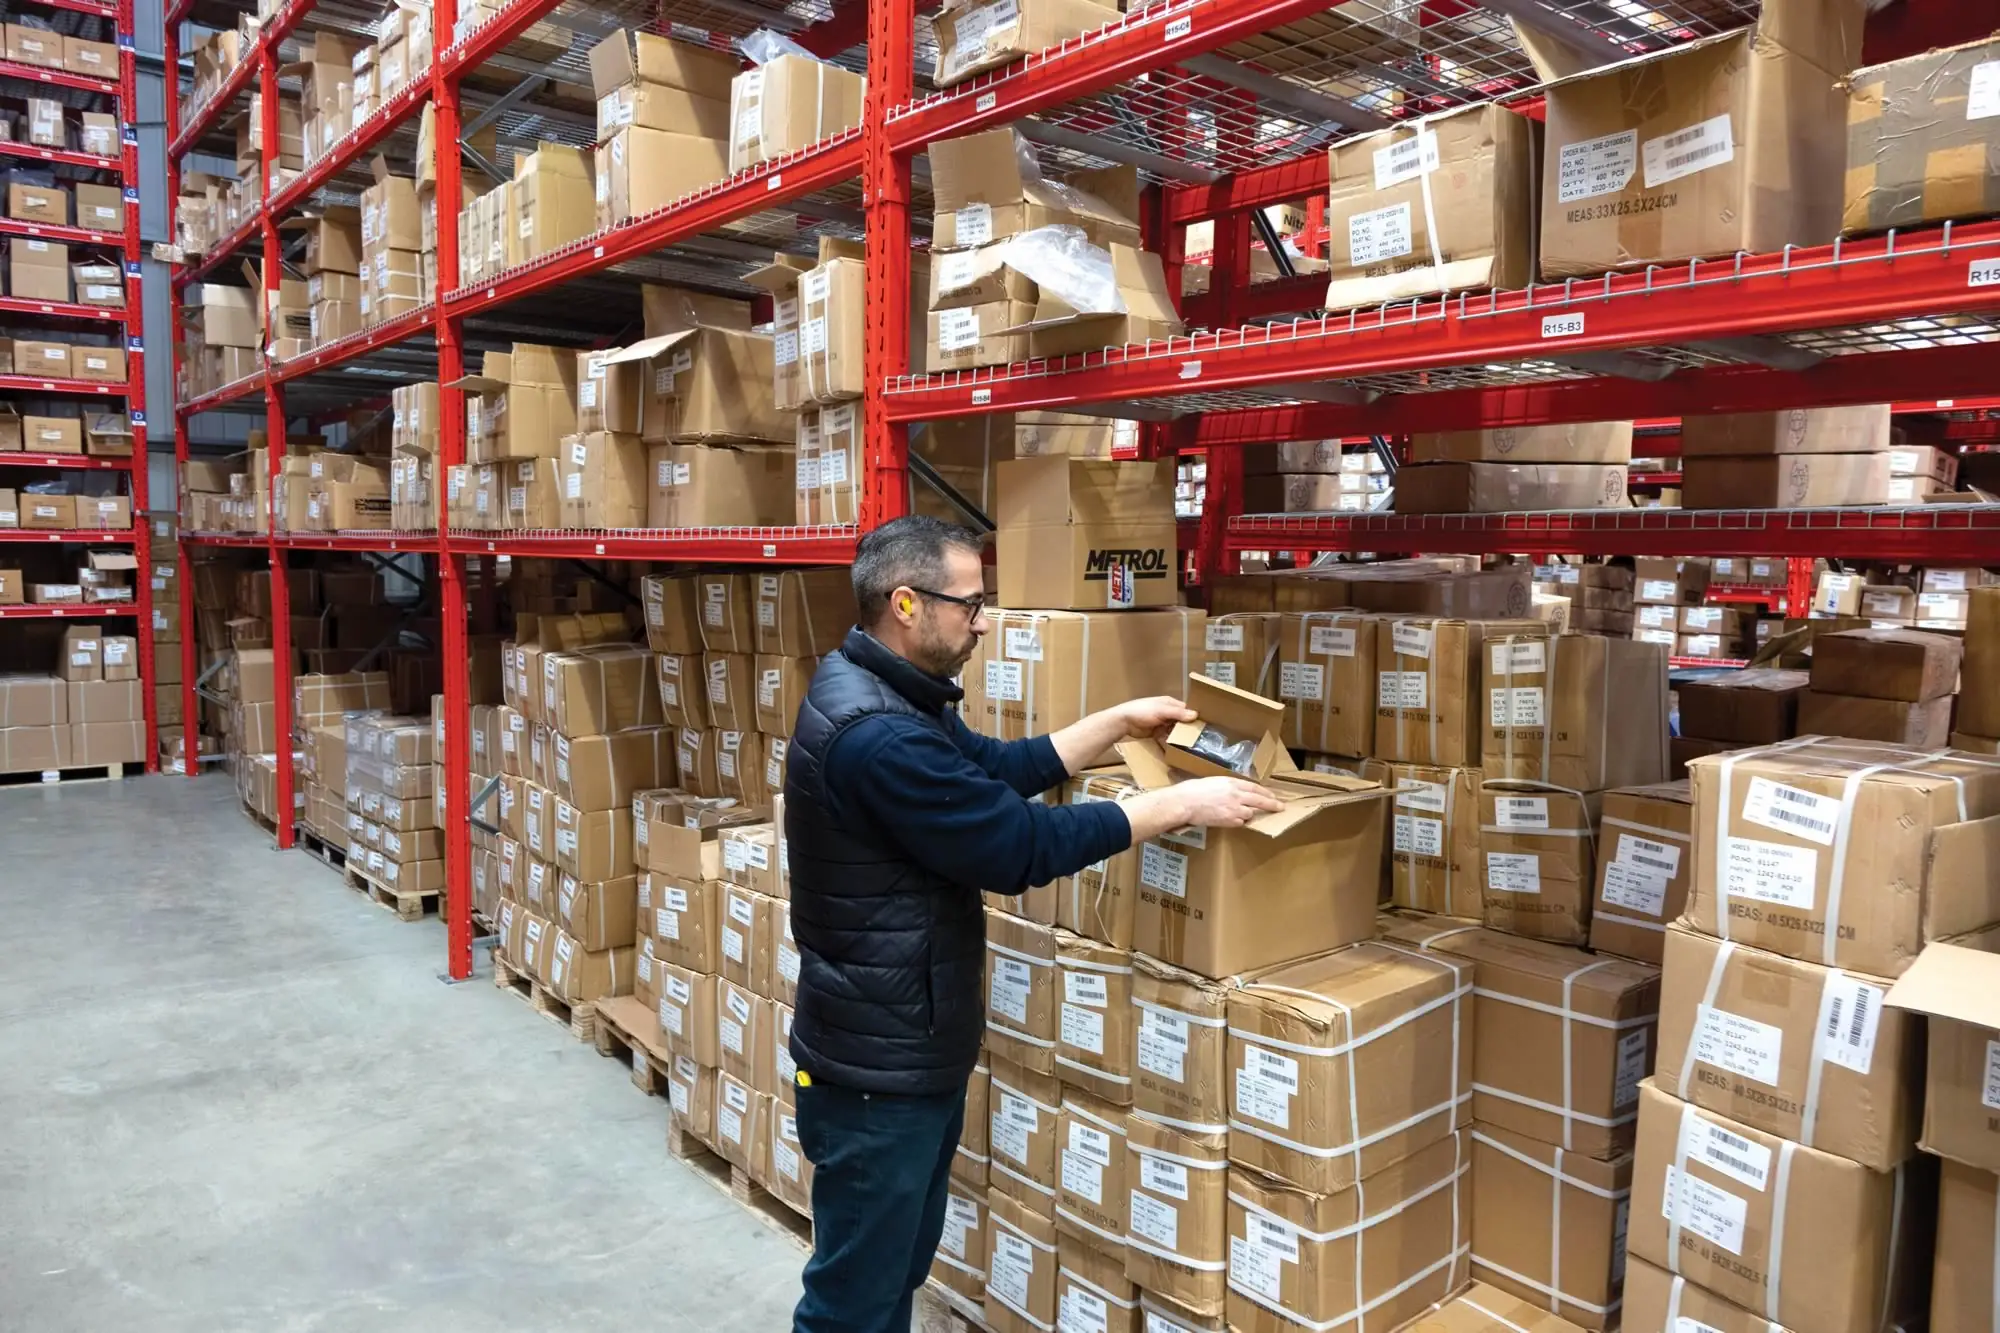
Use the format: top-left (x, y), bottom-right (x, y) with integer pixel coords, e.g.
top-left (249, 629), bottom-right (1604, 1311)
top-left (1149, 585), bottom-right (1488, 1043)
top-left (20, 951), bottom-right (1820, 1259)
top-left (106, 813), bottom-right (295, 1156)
top-left (167, 0), bottom-right (2000, 982)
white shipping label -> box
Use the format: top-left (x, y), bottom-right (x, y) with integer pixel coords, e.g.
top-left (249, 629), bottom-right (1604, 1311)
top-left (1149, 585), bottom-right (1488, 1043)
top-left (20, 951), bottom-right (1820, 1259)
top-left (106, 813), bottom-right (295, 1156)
top-left (1614, 1028), bottom-right (1648, 1107)
top-left (990, 957), bottom-right (1032, 1024)
top-left (1694, 1005), bottom-right (1784, 1086)
top-left (721, 1019), bottom-right (744, 1054)
top-left (1643, 114), bottom-right (1735, 188)
top-left (944, 1195), bottom-right (981, 1258)
top-left (1277, 661), bottom-right (1323, 700)
top-left (1391, 621), bottom-right (1434, 659)
top-left (1379, 671), bottom-right (1428, 710)
top-left (1968, 60), bottom-right (2000, 120)
top-left (954, 202), bottom-right (994, 246)
top-left (1138, 1154), bottom-right (1189, 1202)
top-left (991, 1100), bottom-right (1031, 1163)
top-left (936, 306), bottom-right (982, 352)
top-left (1640, 580), bottom-right (1679, 604)
top-left (1490, 640), bottom-right (1547, 675)
top-left (1136, 1012), bottom-right (1188, 1083)
top-left (1617, 833), bottom-right (1683, 879)
top-left (1558, 129), bottom-right (1638, 202)
top-left (1740, 777), bottom-right (1841, 846)
top-left (1393, 814), bottom-right (1444, 858)
top-left (1230, 1236), bottom-right (1286, 1302)
top-left (1061, 1003), bottom-right (1105, 1054)
top-left (774, 330), bottom-right (798, 366)
top-left (1722, 837), bottom-right (1818, 909)
top-left (1494, 796), bottom-right (1549, 829)
top-left (1065, 972), bottom-right (1109, 1008)
top-left (1061, 1147), bottom-right (1105, 1203)
top-left (1203, 662), bottom-right (1238, 687)
top-left (1005, 626), bottom-right (1043, 661)
top-left (1820, 975), bottom-right (1883, 1076)
top-left (1309, 625), bottom-right (1357, 657)
top-left (1677, 1320), bottom-right (1727, 1333)
top-left (1127, 1191), bottom-right (1180, 1251)
top-left (1662, 1166), bottom-right (1748, 1256)
top-left (1601, 861), bottom-right (1670, 917)
top-left (1061, 1286), bottom-right (1110, 1333)
top-left (1486, 852), bottom-right (1541, 895)
top-left (1372, 127), bottom-right (1440, 189)
top-left (1396, 780), bottom-right (1447, 813)
top-left (1068, 1121), bottom-right (1113, 1166)
top-left (1139, 843), bottom-right (1189, 898)
top-left (1984, 1040), bottom-right (2000, 1111)
top-left (1693, 1119), bottom-right (1772, 1191)
top-left (937, 250), bottom-right (978, 292)
top-left (985, 659), bottom-right (1025, 702)
top-left (988, 1233), bottom-right (1034, 1311)
top-left (1206, 622), bottom-right (1245, 652)
top-left (1234, 1049), bottom-right (1296, 1128)
top-left (1347, 201), bottom-right (1413, 267)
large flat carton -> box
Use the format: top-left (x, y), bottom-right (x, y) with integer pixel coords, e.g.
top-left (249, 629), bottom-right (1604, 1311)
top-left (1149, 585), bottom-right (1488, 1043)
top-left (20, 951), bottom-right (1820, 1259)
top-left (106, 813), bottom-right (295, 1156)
top-left (1227, 944), bottom-right (1474, 1194)
top-left (1676, 668), bottom-right (1808, 744)
top-left (1845, 34), bottom-right (2000, 234)
top-left (1884, 942), bottom-right (2000, 1174)
top-left (1322, 104), bottom-right (1534, 312)
top-left (934, 0), bottom-right (1119, 87)
top-left (1053, 1091), bottom-right (1128, 1250)
top-left (1684, 739), bottom-right (2000, 976)
top-left (1119, 740), bottom-right (1387, 979)
top-left (934, 1182), bottom-right (991, 1303)
top-left (987, 907), bottom-right (1059, 1075)
top-left (1359, 759), bottom-right (1484, 919)
top-left (1375, 616), bottom-right (1548, 768)
top-left (1398, 924), bottom-right (1659, 1159)
top-left (1123, 1113), bottom-right (1229, 1317)
top-left (987, 1184), bottom-right (1061, 1333)
top-left (929, 129), bottom-right (1141, 252)
top-left (1810, 627), bottom-right (1961, 702)
top-left (961, 608), bottom-right (1204, 744)
top-left (1657, 924), bottom-right (1922, 1171)
top-left (1538, 0), bottom-right (1867, 278)
top-left (1589, 781), bottom-right (1693, 966)
top-left (1478, 782), bottom-right (1602, 945)
top-left (1055, 934), bottom-right (1134, 1106)
top-left (603, 326), bottom-right (788, 445)
top-left (994, 456), bottom-right (1178, 611)
top-left (1224, 1131), bottom-right (1471, 1333)
top-left (1482, 631), bottom-right (1670, 790)
top-left (1932, 1158), bottom-right (2000, 1333)
top-left (1468, 1125), bottom-right (1631, 1330)
top-left (1131, 953), bottom-right (1237, 1135)
top-left (1394, 461), bottom-right (1630, 514)
top-left (1410, 421), bottom-right (1634, 466)
top-left (728, 54), bottom-right (865, 174)
top-left (1682, 404), bottom-right (1892, 456)
top-left (1275, 611), bottom-right (1376, 759)
top-left (990, 1055), bottom-right (1062, 1217)
top-left (1628, 1079), bottom-right (1934, 1333)
top-left (586, 29), bottom-right (734, 140)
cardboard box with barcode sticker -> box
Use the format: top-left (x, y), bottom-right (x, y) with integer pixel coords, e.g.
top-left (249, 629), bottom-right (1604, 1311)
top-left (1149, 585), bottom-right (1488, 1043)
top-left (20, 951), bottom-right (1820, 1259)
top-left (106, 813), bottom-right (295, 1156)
top-left (1131, 953), bottom-right (1237, 1136)
top-left (1393, 925), bottom-right (1658, 1160)
top-left (655, 960), bottom-right (717, 1064)
top-left (1883, 942), bottom-right (2000, 1174)
top-left (716, 977), bottom-right (767, 1089)
top-left (1055, 1091), bottom-right (1128, 1251)
top-left (1479, 782), bottom-right (1602, 945)
top-left (988, 908), bottom-right (1060, 1075)
top-left (644, 870), bottom-right (720, 972)
top-left (1123, 1113), bottom-right (1229, 1318)
top-left (711, 1071), bottom-right (767, 1175)
top-left (934, 1183), bottom-right (990, 1304)
top-left (1055, 1236), bottom-right (1138, 1333)
top-left (1482, 632), bottom-right (1670, 791)
top-left (987, 1183), bottom-right (1061, 1333)
top-left (719, 884), bottom-right (769, 992)
top-left (1375, 617), bottom-right (1549, 768)
top-left (1356, 759), bottom-right (1483, 918)
top-left (1276, 611), bottom-right (1377, 759)
top-left (1199, 612), bottom-right (1280, 697)
top-left (1224, 1130), bottom-right (1470, 1333)
top-left (1226, 943), bottom-right (1473, 1193)
top-left (1655, 925), bottom-right (1920, 1171)
top-left (1628, 1079), bottom-right (1934, 1333)
top-left (962, 608), bottom-right (1204, 745)
top-left (1056, 932), bottom-right (1134, 1105)
top-left (1056, 771), bottom-right (1142, 949)
top-left (1469, 1124), bottom-right (1631, 1329)
top-left (1683, 739), bottom-right (2000, 976)
top-left (991, 1054), bottom-right (1062, 1217)
top-left (1588, 781), bottom-right (1693, 965)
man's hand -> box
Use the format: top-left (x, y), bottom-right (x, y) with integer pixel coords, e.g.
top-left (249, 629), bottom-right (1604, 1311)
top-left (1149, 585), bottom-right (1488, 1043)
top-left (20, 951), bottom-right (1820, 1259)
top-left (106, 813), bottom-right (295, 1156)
top-left (1121, 776), bottom-right (1285, 845)
top-left (1117, 696), bottom-right (1196, 740)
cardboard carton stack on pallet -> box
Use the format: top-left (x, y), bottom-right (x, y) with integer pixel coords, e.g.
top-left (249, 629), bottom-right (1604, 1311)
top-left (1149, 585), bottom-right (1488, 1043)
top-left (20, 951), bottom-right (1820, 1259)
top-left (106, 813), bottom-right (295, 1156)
top-left (0, 621), bottom-right (142, 773)
top-left (1239, 440), bottom-right (1389, 516)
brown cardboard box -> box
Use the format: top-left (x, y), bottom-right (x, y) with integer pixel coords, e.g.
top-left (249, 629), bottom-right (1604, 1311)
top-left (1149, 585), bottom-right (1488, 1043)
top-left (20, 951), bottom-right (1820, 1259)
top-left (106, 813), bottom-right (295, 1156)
top-left (1810, 627), bottom-right (1962, 702)
top-left (586, 29), bottom-right (734, 136)
top-left (57, 624), bottom-right (102, 681)
top-left (1628, 1080), bottom-right (1933, 1333)
top-left (543, 930), bottom-right (633, 1005)
top-left (1228, 944), bottom-right (1474, 1193)
top-left (987, 1184), bottom-right (1060, 1333)
top-left (23, 415), bottom-right (81, 455)
top-left (727, 54), bottom-right (864, 173)
top-left (1054, 1093), bottom-right (1127, 1250)
top-left (1589, 781), bottom-right (1693, 965)
top-left (1410, 1282), bottom-right (1597, 1333)
top-left (541, 644), bottom-right (658, 736)
top-left (1681, 452), bottom-right (1892, 508)
top-left (1410, 422), bottom-right (1634, 465)
top-left (990, 1055), bottom-right (1061, 1217)
top-left (1479, 782), bottom-right (1602, 945)
top-left (1656, 925), bottom-right (1919, 1170)
top-left (595, 126), bottom-right (729, 228)
top-left (4, 22), bottom-right (60, 67)
top-left (1122, 744), bottom-right (1386, 979)
top-left (66, 679), bottom-right (139, 724)
top-left (712, 1072), bottom-right (767, 1176)
top-left (1130, 953), bottom-right (1235, 1135)
top-left (647, 872), bottom-right (722, 974)
top-left (1365, 760), bottom-right (1484, 919)
top-left (1395, 462), bottom-right (1629, 514)
top-left (927, 299), bottom-right (1035, 372)
top-left (1392, 922), bottom-right (1658, 1159)
top-left (0, 676), bottom-right (66, 726)
top-left (1322, 104), bottom-right (1533, 312)
top-left (655, 961), bottom-right (717, 1065)
top-left (1469, 1126), bottom-right (1631, 1329)
top-left (1681, 405), bottom-right (1892, 456)
top-left (1054, 1238), bottom-right (1137, 1333)
top-left (929, 129), bottom-right (1139, 252)
top-left (1055, 934), bottom-right (1133, 1106)
top-left (642, 574), bottom-right (707, 656)
top-left (961, 608), bottom-right (1203, 744)
top-left (646, 443), bottom-right (794, 527)
top-left (987, 908), bottom-right (1058, 1075)
top-left (934, 1183), bottom-right (990, 1303)
top-left (1123, 1115), bottom-right (1228, 1318)
top-left (64, 35), bottom-right (115, 80)
top-left (796, 257), bottom-right (865, 404)
top-left (1797, 690), bottom-right (1954, 747)
top-left (701, 651), bottom-right (756, 733)
top-left (1930, 1159), bottom-right (1994, 1333)
top-left (1684, 739), bottom-right (2000, 975)
top-left (0, 724), bottom-right (68, 773)
top-left (10, 238), bottom-right (69, 302)
top-left (72, 344), bottom-right (124, 384)
top-left (754, 569), bottom-right (852, 658)
top-left (1538, 2), bottom-right (1863, 278)
top-left (1276, 612), bottom-right (1377, 759)
top-left (1375, 617), bottom-right (1549, 768)
top-left (767, 1100), bottom-right (811, 1212)
top-left (933, 0), bottom-right (1118, 85)
top-left (957, 1063), bottom-right (992, 1188)
top-left (0, 569), bottom-right (19, 603)
top-left (1012, 244), bottom-right (1182, 362)
top-left (1845, 35), bottom-right (2000, 233)
top-left (1621, 1258), bottom-right (1787, 1333)
top-left (1223, 1131), bottom-right (1470, 1333)
top-left (994, 457), bottom-right (1178, 611)
top-left (1676, 668), bottom-right (1808, 743)
top-left (551, 728), bottom-right (673, 811)
top-left (653, 654), bottom-right (707, 731)
top-left (557, 431), bottom-right (648, 529)
top-left (7, 180), bottom-right (67, 226)
top-left (718, 884), bottom-right (762, 990)
top-left (1482, 631), bottom-right (1669, 790)
top-left (717, 978), bottom-right (766, 1089)
top-left (1885, 943), bottom-right (2000, 1173)
top-left (70, 719), bottom-right (143, 766)
top-left (666, 1052), bottom-right (714, 1141)
top-left (1197, 612), bottom-right (1279, 698)
top-left (1632, 557), bottom-right (1710, 607)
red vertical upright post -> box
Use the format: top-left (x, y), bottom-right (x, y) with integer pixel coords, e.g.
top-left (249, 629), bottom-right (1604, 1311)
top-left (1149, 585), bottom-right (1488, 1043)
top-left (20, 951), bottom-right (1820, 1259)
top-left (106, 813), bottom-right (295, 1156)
top-left (118, 0), bottom-right (155, 770)
top-left (261, 47), bottom-right (294, 846)
top-left (1785, 557), bottom-right (1814, 618)
top-left (434, 0), bottom-right (473, 980)
top-left (859, 0), bottom-right (915, 531)
top-left (164, 11), bottom-right (200, 776)
top-left (1192, 213), bottom-right (1250, 591)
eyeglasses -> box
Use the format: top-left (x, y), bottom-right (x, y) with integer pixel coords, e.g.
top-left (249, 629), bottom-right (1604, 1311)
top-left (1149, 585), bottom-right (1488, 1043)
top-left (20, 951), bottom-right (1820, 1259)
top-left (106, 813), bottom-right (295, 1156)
top-left (910, 587), bottom-right (987, 618)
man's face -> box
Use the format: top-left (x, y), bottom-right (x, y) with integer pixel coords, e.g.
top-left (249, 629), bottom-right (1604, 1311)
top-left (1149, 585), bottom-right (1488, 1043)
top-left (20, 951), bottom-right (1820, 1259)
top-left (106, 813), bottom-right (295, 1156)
top-left (908, 548), bottom-right (988, 679)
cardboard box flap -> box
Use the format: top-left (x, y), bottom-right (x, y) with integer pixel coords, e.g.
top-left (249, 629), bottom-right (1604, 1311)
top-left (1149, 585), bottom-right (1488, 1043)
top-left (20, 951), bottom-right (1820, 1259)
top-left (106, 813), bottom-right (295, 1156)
top-left (742, 253), bottom-right (813, 293)
top-left (86, 551), bottom-right (137, 570)
top-left (1114, 737), bottom-right (1384, 836)
top-left (1884, 937), bottom-right (2000, 1029)
top-left (1164, 671), bottom-right (1290, 781)
top-left (1004, 240), bottom-right (1177, 336)
top-left (586, 30), bottom-right (641, 98)
top-left (443, 373), bottom-right (511, 393)
top-left (599, 329), bottom-right (699, 367)
top-left (1534, 26), bottom-right (1743, 95)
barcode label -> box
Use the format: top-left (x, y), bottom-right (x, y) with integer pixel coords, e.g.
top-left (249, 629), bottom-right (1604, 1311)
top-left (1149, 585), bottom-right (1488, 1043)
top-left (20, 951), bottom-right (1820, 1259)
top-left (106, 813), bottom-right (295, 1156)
top-left (1694, 1120), bottom-right (1771, 1191)
top-left (1820, 975), bottom-right (1883, 1076)
top-left (1643, 114), bottom-right (1734, 188)
top-left (1740, 777), bottom-right (1840, 846)
top-left (1495, 796), bottom-right (1549, 829)
top-left (1618, 834), bottom-right (1683, 878)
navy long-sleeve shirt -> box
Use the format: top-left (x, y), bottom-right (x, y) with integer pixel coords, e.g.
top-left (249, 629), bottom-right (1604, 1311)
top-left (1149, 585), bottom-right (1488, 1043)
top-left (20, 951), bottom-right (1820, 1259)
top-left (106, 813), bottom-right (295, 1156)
top-left (820, 707), bottom-right (1133, 895)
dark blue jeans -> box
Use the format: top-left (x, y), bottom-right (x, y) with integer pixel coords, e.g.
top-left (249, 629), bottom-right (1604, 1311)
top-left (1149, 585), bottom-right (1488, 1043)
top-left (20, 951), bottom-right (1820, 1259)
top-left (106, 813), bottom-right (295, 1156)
top-left (793, 1079), bottom-right (967, 1333)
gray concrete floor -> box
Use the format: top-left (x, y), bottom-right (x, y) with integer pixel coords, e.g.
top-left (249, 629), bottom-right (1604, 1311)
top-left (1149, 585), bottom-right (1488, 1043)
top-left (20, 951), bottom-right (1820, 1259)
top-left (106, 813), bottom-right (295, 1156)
top-left (0, 776), bottom-right (806, 1332)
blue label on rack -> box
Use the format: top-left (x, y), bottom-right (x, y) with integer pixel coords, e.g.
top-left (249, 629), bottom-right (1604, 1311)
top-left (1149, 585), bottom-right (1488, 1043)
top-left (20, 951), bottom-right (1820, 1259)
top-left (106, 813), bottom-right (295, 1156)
top-left (123, 260), bottom-right (140, 277)
top-left (122, 186), bottom-right (138, 202)
top-left (131, 410), bottom-right (147, 427)
top-left (121, 126), bottom-right (137, 145)
top-left (125, 335), bottom-right (142, 351)
top-left (117, 33), bottom-right (134, 49)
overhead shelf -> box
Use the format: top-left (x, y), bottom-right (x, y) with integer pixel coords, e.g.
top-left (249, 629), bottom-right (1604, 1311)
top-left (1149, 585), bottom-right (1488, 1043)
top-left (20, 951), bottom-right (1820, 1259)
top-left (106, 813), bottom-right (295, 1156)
top-left (0, 528), bottom-right (138, 544)
top-left (0, 56), bottom-right (117, 98)
top-left (0, 139), bottom-right (123, 173)
top-left (0, 296), bottom-right (134, 325)
top-left (0, 216), bottom-right (127, 249)
top-left (0, 449), bottom-right (134, 468)
top-left (181, 527), bottom-right (862, 562)
top-left (35, 0), bottom-right (118, 17)
top-left (0, 603), bottom-right (136, 619)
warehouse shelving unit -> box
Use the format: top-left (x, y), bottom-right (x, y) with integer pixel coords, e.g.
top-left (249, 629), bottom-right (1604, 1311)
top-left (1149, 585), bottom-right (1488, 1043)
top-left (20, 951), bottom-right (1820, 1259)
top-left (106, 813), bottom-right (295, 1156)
top-left (167, 0), bottom-right (2000, 981)
top-left (2, 0), bottom-right (153, 767)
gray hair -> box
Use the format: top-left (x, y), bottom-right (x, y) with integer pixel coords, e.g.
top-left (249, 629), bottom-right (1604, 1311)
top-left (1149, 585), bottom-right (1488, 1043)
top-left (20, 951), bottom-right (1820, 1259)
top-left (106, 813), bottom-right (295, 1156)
top-left (852, 514), bottom-right (985, 623)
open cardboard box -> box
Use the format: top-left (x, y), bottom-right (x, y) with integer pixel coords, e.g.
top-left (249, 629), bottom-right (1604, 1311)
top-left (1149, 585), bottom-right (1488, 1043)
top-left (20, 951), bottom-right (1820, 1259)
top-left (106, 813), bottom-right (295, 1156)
top-left (1158, 671), bottom-right (1289, 782)
top-left (1003, 243), bottom-right (1181, 359)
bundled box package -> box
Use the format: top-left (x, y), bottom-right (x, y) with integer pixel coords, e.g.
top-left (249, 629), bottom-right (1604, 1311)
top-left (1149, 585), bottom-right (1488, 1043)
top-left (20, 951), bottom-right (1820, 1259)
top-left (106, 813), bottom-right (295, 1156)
top-left (1052, 1092), bottom-right (1127, 1252)
top-left (960, 607), bottom-right (1202, 744)
top-left (1130, 952), bottom-right (1235, 1135)
top-left (934, 1182), bottom-right (990, 1304)
top-left (1538, 0), bottom-right (1865, 277)
top-left (1798, 626), bottom-right (1962, 748)
top-left (1195, 612), bottom-right (1278, 698)
top-left (986, 906), bottom-right (1059, 1075)
top-left (1358, 758), bottom-right (1483, 918)
top-left (1478, 781), bottom-right (1602, 945)
top-left (1468, 1123), bottom-right (1632, 1329)
top-left (1124, 1111), bottom-right (1230, 1319)
top-left (1275, 611), bottom-right (1376, 759)
top-left (987, 1184), bottom-right (1061, 1333)
top-left (728, 53), bottom-right (864, 173)
top-left (1481, 630), bottom-right (1669, 789)
top-left (1588, 780), bottom-right (1693, 965)
top-left (1321, 104), bottom-right (1533, 312)
top-left (990, 1054), bottom-right (1061, 1217)
top-left (994, 457), bottom-right (1178, 611)
top-left (1054, 933), bottom-right (1133, 1106)
top-left (1375, 617), bottom-right (1548, 768)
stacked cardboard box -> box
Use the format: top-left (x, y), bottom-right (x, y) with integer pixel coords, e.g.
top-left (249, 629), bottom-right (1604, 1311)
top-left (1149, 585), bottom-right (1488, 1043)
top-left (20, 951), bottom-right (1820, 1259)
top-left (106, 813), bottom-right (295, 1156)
top-left (1681, 406), bottom-right (1894, 509)
top-left (1394, 423), bottom-right (1632, 515)
top-left (1670, 667), bottom-right (1807, 777)
top-left (1241, 440), bottom-right (1390, 515)
top-left (0, 626), bottom-right (142, 773)
top-left (359, 156), bottom-right (422, 327)
top-left (341, 714), bottom-right (440, 896)
top-left (390, 381), bottom-right (439, 530)
top-left (726, 49), bottom-right (864, 174)
top-left (932, 0), bottom-right (1118, 86)
top-left (1630, 556), bottom-right (1711, 653)
top-left (1797, 628), bottom-right (1961, 748)
top-left (588, 30), bottom-right (733, 228)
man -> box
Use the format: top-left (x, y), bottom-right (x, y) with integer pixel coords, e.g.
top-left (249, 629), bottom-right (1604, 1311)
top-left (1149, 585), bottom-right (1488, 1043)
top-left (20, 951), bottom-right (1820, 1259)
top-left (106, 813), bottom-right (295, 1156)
top-left (785, 514), bottom-right (1283, 1332)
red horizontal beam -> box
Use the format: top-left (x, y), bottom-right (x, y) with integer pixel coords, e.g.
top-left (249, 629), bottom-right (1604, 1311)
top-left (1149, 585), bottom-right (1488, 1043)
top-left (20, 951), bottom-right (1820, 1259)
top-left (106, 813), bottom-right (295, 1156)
top-left (0, 215), bottom-right (124, 248)
top-left (0, 56), bottom-right (116, 98)
top-left (36, 0), bottom-right (118, 16)
top-left (0, 296), bottom-right (128, 324)
top-left (269, 79), bottom-right (431, 220)
top-left (0, 138), bottom-right (120, 173)
top-left (1182, 273), bottom-right (1325, 326)
top-left (444, 527), bottom-right (860, 563)
top-left (0, 377), bottom-right (129, 397)
top-left (1627, 472), bottom-right (1681, 487)
top-left (0, 602), bottom-right (136, 618)
top-left (170, 0), bottom-right (310, 161)
top-left (1166, 152), bottom-right (1325, 225)
top-left (1671, 656), bottom-right (1749, 669)
top-left (174, 212), bottom-right (261, 291)
top-left (437, 0), bottom-right (564, 78)
top-left (269, 303), bottom-right (434, 387)
top-left (0, 449), bottom-right (133, 468)
top-left (179, 371), bottom-right (267, 415)
top-left (186, 531), bottom-right (440, 551)
top-left (0, 527), bottom-right (136, 543)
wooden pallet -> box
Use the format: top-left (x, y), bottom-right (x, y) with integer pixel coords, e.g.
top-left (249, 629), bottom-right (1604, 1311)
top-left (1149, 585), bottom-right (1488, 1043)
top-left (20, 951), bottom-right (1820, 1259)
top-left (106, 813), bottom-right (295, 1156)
top-left (916, 1281), bottom-right (994, 1333)
top-left (592, 994), bottom-right (673, 1097)
top-left (491, 949), bottom-right (596, 1043)
top-left (342, 862), bottom-right (440, 923)
top-left (666, 1120), bottom-right (814, 1252)
top-left (297, 826), bottom-right (348, 873)
top-left (0, 761), bottom-right (128, 789)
